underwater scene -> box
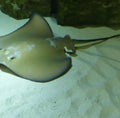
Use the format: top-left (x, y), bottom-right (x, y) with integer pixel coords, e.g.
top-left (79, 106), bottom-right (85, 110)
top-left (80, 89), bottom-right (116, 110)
top-left (0, 0), bottom-right (120, 118)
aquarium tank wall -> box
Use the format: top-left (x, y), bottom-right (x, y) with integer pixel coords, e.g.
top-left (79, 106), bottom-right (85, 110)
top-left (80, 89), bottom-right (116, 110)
top-left (0, 0), bottom-right (120, 26)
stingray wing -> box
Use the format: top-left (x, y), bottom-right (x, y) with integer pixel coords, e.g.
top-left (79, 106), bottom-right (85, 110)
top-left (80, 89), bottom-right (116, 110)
top-left (0, 13), bottom-right (53, 48)
top-left (0, 38), bottom-right (71, 82)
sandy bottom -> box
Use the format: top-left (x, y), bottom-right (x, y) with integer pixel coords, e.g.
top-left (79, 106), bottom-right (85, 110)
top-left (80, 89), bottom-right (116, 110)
top-left (0, 11), bottom-right (120, 118)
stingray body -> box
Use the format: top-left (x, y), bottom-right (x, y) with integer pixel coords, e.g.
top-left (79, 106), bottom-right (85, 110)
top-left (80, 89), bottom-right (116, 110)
top-left (0, 14), bottom-right (120, 82)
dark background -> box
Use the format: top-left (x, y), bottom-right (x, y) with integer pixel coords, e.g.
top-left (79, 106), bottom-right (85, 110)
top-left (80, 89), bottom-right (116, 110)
top-left (0, 0), bottom-right (120, 27)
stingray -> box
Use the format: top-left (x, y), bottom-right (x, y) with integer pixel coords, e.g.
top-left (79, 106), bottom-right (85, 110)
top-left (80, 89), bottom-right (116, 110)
top-left (0, 14), bottom-right (120, 82)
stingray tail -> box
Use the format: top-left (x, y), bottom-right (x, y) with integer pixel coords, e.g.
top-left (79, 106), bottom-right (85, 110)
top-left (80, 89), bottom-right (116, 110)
top-left (74, 40), bottom-right (104, 50)
top-left (72, 34), bottom-right (120, 50)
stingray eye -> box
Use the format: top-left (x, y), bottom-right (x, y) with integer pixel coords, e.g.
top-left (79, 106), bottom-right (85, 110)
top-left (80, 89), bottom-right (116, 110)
top-left (10, 56), bottom-right (16, 60)
top-left (8, 56), bottom-right (16, 61)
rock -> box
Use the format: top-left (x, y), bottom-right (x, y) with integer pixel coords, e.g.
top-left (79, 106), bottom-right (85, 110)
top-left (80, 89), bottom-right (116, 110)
top-left (0, 0), bottom-right (51, 19)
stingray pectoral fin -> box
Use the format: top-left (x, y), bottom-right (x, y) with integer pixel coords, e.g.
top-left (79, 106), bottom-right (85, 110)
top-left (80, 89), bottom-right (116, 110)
top-left (19, 13), bottom-right (54, 38)
top-left (0, 13), bottom-right (53, 48)
top-left (0, 64), bottom-right (18, 76)
top-left (7, 55), bottom-right (71, 82)
top-left (1, 39), bottom-right (71, 82)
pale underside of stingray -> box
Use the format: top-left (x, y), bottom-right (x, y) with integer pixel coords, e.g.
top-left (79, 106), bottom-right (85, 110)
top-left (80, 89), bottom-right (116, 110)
top-left (0, 14), bottom-right (120, 82)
